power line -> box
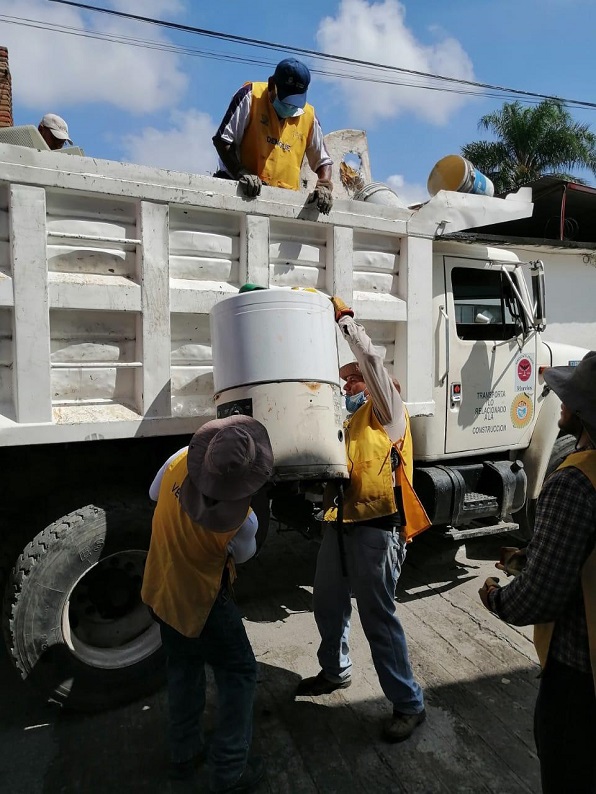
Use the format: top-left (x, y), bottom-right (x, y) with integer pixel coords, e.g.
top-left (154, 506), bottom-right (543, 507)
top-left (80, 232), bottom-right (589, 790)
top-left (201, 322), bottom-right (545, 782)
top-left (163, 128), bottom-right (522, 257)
top-left (45, 0), bottom-right (596, 112)
top-left (0, 13), bottom-right (543, 105)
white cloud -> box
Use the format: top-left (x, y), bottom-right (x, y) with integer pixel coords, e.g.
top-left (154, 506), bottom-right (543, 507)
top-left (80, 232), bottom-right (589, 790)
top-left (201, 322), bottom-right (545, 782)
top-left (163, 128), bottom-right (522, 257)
top-left (120, 109), bottom-right (218, 174)
top-left (0, 0), bottom-right (187, 112)
top-left (316, 0), bottom-right (476, 126)
top-left (385, 174), bottom-right (428, 205)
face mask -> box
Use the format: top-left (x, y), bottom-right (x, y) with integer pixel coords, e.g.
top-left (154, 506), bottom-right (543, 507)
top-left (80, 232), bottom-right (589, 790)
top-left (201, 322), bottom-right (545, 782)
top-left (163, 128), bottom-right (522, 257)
top-left (345, 390), bottom-right (366, 414)
top-left (272, 96), bottom-right (299, 118)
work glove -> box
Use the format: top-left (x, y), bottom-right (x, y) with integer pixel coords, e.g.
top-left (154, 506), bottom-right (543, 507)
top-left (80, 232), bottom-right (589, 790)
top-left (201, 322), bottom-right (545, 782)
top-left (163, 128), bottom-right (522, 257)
top-left (238, 170), bottom-right (262, 197)
top-left (330, 295), bottom-right (354, 322)
top-left (308, 179), bottom-right (334, 215)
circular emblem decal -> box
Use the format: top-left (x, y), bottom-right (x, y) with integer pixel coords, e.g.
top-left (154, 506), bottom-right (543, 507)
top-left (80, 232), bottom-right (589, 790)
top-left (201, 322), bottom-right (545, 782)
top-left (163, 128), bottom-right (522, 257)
top-left (511, 393), bottom-right (533, 429)
top-left (517, 357), bottom-right (532, 382)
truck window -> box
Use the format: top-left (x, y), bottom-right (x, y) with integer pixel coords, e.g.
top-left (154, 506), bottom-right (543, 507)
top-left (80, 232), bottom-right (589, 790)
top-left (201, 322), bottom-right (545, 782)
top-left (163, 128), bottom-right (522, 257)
top-left (451, 267), bottom-right (522, 341)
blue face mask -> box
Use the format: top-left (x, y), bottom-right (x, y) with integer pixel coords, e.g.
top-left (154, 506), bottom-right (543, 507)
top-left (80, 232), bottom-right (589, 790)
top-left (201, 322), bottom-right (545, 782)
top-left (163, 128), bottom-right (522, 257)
top-left (345, 390), bottom-right (366, 414)
top-left (272, 96), bottom-right (299, 118)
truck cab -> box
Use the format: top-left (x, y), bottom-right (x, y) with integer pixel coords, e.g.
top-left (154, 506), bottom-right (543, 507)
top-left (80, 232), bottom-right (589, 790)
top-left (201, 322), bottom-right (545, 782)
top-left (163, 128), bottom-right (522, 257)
top-left (409, 243), bottom-right (550, 538)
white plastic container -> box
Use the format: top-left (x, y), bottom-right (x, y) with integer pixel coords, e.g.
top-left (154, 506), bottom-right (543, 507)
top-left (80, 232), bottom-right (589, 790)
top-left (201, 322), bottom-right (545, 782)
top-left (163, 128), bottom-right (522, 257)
top-left (211, 289), bottom-right (349, 482)
top-left (354, 181), bottom-right (406, 208)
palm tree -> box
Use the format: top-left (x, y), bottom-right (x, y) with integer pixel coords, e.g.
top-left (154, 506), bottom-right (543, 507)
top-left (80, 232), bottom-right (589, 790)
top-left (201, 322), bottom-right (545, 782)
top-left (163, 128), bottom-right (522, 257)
top-left (461, 99), bottom-right (596, 194)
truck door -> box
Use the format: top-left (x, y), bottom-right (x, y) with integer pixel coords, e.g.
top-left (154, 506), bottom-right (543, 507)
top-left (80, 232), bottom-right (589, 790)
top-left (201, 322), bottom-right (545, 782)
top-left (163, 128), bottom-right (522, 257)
top-left (443, 257), bottom-right (538, 454)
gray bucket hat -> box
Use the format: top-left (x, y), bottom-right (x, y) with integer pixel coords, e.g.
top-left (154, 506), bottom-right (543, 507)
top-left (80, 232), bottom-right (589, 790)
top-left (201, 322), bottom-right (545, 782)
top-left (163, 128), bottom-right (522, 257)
top-left (543, 351), bottom-right (596, 442)
top-left (179, 415), bottom-right (273, 532)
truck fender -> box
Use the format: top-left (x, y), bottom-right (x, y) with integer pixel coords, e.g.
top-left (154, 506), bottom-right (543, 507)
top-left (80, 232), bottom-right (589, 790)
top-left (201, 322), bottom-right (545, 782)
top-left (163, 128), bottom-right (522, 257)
top-left (520, 388), bottom-right (563, 502)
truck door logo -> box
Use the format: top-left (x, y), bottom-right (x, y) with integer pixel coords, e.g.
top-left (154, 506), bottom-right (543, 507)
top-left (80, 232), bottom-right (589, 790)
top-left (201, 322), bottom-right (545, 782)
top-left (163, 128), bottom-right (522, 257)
top-left (515, 354), bottom-right (534, 392)
top-left (511, 393), bottom-right (533, 428)
top-left (517, 358), bottom-right (532, 381)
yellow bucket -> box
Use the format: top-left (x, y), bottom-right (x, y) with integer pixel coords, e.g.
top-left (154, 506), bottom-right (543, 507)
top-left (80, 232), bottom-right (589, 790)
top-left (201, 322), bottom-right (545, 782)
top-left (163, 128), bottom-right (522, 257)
top-left (427, 155), bottom-right (494, 198)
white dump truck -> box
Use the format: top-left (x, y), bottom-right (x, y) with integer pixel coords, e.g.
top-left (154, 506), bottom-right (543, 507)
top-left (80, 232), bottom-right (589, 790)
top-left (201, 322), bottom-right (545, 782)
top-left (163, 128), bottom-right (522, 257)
top-left (0, 141), bottom-right (585, 711)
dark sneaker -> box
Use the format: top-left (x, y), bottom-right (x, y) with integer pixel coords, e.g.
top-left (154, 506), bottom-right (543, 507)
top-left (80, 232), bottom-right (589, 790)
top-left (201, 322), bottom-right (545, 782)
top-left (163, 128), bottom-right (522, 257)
top-left (382, 709), bottom-right (426, 743)
top-left (210, 756), bottom-right (265, 793)
top-left (168, 745), bottom-right (208, 780)
top-left (295, 671), bottom-right (352, 697)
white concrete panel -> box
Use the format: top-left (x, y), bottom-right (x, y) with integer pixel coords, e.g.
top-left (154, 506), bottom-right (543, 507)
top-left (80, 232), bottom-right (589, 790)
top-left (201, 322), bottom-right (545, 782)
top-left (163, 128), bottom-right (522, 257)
top-left (137, 201), bottom-right (171, 418)
top-left (242, 214), bottom-right (270, 288)
top-left (169, 256), bottom-right (238, 282)
top-left (47, 245), bottom-right (133, 276)
top-left (10, 184), bottom-right (52, 423)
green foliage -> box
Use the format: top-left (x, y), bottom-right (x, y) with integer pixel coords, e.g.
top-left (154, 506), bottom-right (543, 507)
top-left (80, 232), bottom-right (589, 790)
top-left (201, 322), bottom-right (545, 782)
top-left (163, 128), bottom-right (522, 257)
top-left (461, 100), bottom-right (596, 194)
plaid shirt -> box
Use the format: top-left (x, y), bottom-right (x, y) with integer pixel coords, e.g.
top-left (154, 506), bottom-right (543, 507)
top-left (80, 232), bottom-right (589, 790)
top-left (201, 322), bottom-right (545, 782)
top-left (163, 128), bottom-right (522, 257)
top-left (489, 449), bottom-right (596, 673)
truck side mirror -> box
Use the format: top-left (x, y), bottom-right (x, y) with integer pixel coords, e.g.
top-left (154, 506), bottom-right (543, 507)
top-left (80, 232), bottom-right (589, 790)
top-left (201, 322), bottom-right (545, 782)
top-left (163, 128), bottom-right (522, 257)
top-left (530, 261), bottom-right (546, 331)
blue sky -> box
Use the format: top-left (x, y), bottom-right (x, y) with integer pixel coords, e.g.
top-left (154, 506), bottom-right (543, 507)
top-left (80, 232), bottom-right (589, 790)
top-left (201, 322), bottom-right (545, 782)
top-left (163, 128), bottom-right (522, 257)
top-left (1, 0), bottom-right (596, 204)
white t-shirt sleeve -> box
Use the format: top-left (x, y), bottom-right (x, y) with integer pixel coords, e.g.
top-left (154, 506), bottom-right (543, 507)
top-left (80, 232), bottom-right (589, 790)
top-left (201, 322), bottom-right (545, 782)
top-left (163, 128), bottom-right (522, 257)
top-left (214, 85), bottom-right (251, 144)
top-left (227, 510), bottom-right (258, 563)
top-left (149, 447), bottom-right (188, 501)
top-left (305, 114), bottom-right (333, 172)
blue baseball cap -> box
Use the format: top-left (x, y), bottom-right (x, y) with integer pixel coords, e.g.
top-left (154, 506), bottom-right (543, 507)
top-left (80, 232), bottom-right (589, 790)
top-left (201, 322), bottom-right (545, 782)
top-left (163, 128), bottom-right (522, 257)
top-left (273, 58), bottom-right (311, 108)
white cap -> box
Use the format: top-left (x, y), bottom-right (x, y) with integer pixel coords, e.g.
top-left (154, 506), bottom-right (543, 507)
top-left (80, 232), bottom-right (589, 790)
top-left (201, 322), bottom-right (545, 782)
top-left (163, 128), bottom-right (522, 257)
top-left (39, 113), bottom-right (73, 144)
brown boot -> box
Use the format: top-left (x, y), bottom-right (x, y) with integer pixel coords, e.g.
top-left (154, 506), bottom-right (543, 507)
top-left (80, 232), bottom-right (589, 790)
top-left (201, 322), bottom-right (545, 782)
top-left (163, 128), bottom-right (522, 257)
top-left (382, 709), bottom-right (426, 743)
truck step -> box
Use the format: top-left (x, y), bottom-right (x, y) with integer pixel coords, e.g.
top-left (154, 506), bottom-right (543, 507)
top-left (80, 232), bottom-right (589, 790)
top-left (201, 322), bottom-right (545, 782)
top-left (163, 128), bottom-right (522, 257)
top-left (462, 491), bottom-right (499, 511)
top-left (445, 520), bottom-right (520, 541)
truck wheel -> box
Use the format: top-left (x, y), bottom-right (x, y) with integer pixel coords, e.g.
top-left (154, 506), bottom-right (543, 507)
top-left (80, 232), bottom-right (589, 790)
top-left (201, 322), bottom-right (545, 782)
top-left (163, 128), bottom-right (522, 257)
top-left (545, 434), bottom-right (577, 476)
top-left (2, 502), bottom-right (165, 711)
top-left (515, 434), bottom-right (576, 540)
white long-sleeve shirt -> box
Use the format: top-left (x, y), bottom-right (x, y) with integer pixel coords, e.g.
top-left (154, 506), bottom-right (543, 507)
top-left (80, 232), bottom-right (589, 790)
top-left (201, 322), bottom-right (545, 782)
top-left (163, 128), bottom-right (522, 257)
top-left (149, 448), bottom-right (258, 564)
top-left (338, 315), bottom-right (406, 442)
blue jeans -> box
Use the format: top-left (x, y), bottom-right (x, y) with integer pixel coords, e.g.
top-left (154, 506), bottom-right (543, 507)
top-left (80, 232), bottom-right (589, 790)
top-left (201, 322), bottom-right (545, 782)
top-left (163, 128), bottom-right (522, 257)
top-left (158, 588), bottom-right (257, 790)
top-left (313, 524), bottom-right (424, 714)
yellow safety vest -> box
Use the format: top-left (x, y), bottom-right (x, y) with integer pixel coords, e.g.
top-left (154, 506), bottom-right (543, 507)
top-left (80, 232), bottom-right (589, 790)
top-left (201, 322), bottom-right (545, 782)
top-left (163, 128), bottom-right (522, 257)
top-left (533, 449), bottom-right (596, 687)
top-left (239, 82), bottom-right (315, 190)
top-left (141, 451), bottom-right (242, 638)
top-left (324, 401), bottom-right (431, 541)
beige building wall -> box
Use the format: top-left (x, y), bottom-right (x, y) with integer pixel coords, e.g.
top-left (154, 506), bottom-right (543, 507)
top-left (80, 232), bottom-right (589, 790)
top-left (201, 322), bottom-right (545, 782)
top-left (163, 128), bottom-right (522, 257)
top-left (508, 243), bottom-right (596, 350)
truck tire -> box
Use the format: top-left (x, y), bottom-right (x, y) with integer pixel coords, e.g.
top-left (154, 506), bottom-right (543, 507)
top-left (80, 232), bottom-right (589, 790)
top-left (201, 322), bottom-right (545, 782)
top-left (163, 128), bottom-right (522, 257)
top-left (545, 434), bottom-right (577, 476)
top-left (2, 502), bottom-right (165, 711)
top-left (515, 433), bottom-right (577, 540)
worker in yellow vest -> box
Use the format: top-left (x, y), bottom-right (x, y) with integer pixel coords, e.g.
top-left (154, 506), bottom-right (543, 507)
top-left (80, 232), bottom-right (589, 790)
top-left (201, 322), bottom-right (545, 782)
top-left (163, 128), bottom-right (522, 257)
top-left (142, 415), bottom-right (273, 792)
top-left (296, 296), bottom-right (431, 744)
top-left (479, 351), bottom-right (596, 794)
top-left (212, 58), bottom-right (334, 213)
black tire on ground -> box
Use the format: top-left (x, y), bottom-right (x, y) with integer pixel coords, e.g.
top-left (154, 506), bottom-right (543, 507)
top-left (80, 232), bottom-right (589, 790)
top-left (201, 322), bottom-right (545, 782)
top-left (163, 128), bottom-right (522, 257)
top-left (2, 501), bottom-right (165, 711)
top-left (514, 433), bottom-right (577, 540)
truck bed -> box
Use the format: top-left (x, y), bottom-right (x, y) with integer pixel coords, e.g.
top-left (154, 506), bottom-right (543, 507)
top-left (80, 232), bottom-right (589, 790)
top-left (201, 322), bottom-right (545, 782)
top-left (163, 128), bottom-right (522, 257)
top-left (0, 143), bottom-right (533, 447)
